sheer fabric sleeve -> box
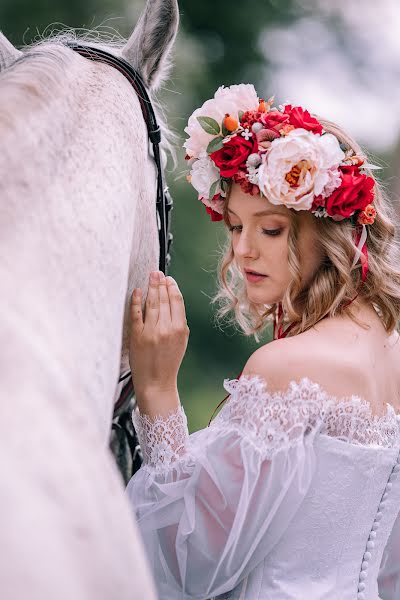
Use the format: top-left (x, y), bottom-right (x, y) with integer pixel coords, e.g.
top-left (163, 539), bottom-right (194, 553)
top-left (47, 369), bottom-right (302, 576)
top-left (126, 375), bottom-right (327, 600)
top-left (378, 507), bottom-right (400, 600)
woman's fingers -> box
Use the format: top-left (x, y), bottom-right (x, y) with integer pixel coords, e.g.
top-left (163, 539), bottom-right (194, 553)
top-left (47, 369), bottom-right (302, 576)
top-left (143, 271), bottom-right (160, 331)
top-left (130, 288), bottom-right (144, 334)
top-left (158, 272), bottom-right (172, 325)
top-left (166, 276), bottom-right (188, 328)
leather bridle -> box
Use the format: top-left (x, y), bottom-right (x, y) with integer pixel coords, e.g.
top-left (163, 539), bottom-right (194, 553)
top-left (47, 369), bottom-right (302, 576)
top-left (67, 43), bottom-right (173, 473)
top-left (68, 43), bottom-right (173, 275)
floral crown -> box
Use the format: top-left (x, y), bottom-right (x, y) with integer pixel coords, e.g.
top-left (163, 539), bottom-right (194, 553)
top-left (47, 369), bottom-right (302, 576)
top-left (184, 84), bottom-right (377, 227)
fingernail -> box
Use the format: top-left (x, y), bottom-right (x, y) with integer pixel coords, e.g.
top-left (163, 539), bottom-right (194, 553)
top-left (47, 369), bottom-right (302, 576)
top-left (159, 271), bottom-right (165, 280)
top-left (166, 276), bottom-right (177, 285)
top-left (151, 271), bottom-right (159, 283)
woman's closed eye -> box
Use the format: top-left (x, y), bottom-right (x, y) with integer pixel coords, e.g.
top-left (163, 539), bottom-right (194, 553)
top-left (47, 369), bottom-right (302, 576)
top-left (228, 225), bottom-right (282, 236)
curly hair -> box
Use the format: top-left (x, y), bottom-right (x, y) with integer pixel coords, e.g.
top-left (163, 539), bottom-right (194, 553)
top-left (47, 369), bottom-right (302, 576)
top-left (210, 117), bottom-right (400, 342)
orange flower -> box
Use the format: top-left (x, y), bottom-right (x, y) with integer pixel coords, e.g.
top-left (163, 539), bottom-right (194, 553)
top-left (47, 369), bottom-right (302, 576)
top-left (223, 113), bottom-right (239, 132)
top-left (258, 99), bottom-right (267, 113)
top-left (357, 204), bottom-right (376, 225)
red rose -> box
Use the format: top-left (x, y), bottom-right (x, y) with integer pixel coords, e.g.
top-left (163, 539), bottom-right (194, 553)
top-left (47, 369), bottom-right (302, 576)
top-left (205, 205), bottom-right (223, 221)
top-left (210, 135), bottom-right (257, 178)
top-left (311, 194), bottom-right (326, 212)
top-left (325, 166), bottom-right (375, 219)
top-left (283, 105), bottom-right (323, 135)
top-left (260, 110), bottom-right (290, 131)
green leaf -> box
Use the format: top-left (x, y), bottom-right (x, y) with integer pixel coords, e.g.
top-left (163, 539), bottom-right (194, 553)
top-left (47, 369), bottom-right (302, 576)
top-left (207, 136), bottom-right (224, 154)
top-left (209, 180), bottom-right (220, 199)
top-left (221, 122), bottom-right (230, 137)
top-left (221, 179), bottom-right (229, 195)
top-left (197, 116), bottom-right (221, 135)
top-left (238, 110), bottom-right (244, 122)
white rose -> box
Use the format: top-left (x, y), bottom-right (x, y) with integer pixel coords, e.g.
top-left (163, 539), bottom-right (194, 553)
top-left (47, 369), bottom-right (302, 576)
top-left (258, 129), bottom-right (344, 211)
top-left (214, 84), bottom-right (259, 111)
top-left (190, 154), bottom-right (221, 200)
top-left (184, 84), bottom-right (259, 159)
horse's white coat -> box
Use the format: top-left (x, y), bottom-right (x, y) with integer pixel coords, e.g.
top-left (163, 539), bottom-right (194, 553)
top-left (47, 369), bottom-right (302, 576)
top-left (0, 1), bottom-right (178, 596)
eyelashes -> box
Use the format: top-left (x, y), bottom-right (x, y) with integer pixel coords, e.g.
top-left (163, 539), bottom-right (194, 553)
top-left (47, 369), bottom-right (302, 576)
top-left (228, 225), bottom-right (282, 237)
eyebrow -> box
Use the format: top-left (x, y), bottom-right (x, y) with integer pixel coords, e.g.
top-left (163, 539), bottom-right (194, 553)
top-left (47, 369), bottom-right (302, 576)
top-left (227, 207), bottom-right (287, 217)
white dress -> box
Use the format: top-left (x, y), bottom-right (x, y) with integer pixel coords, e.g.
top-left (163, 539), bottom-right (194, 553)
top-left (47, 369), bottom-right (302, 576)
top-left (126, 375), bottom-right (400, 600)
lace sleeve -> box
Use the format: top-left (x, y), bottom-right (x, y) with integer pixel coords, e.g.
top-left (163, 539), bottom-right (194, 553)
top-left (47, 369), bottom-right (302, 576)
top-left (132, 405), bottom-right (189, 473)
top-left (126, 375), bottom-right (325, 599)
top-left (132, 375), bottom-right (327, 474)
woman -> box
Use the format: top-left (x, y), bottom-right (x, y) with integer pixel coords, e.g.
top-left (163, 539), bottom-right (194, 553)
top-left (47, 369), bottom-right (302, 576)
top-left (126, 84), bottom-right (400, 599)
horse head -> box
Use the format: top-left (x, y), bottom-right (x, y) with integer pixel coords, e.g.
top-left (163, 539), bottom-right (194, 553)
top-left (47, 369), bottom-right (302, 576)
top-left (0, 0), bottom-right (179, 438)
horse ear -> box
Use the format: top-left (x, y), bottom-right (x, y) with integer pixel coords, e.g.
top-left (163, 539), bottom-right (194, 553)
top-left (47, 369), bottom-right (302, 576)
top-left (0, 32), bottom-right (22, 71)
top-left (121, 0), bottom-right (179, 90)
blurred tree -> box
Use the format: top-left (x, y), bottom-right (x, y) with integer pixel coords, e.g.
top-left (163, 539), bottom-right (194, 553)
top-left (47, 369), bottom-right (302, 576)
top-left (178, 0), bottom-right (300, 97)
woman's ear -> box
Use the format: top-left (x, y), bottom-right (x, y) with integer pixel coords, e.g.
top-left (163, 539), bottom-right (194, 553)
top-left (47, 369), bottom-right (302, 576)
top-left (0, 32), bottom-right (22, 71)
top-left (121, 0), bottom-right (179, 90)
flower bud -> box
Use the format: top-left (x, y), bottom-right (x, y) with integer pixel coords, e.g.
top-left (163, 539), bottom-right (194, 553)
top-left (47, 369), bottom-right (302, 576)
top-left (224, 114), bottom-right (239, 132)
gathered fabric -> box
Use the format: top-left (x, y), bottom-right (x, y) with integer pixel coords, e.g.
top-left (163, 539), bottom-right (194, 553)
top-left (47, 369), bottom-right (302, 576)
top-left (126, 375), bottom-right (400, 600)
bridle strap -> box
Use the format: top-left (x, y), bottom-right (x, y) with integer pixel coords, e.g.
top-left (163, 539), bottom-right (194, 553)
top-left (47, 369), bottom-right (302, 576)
top-left (66, 43), bottom-right (173, 275)
top-left (66, 43), bottom-right (174, 452)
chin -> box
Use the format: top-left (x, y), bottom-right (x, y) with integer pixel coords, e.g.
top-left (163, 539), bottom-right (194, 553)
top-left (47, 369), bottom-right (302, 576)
top-left (247, 291), bottom-right (275, 305)
top-left (246, 285), bottom-right (283, 306)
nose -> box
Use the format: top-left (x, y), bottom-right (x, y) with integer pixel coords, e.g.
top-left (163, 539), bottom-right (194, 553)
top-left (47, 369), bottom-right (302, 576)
top-left (234, 228), bottom-right (259, 260)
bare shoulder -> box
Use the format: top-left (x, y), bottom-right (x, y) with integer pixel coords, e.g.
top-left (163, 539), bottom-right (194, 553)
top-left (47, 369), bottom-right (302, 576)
top-left (241, 332), bottom-right (355, 398)
top-left (242, 310), bottom-right (400, 412)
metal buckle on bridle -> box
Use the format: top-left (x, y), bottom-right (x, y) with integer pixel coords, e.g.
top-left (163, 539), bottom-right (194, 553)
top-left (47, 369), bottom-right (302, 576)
top-left (66, 42), bottom-right (174, 476)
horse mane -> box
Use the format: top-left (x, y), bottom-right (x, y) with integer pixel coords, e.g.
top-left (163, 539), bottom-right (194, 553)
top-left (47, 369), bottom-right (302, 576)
top-left (0, 28), bottom-right (177, 167)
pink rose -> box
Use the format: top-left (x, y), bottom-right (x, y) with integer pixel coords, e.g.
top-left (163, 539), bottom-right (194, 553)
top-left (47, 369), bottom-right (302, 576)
top-left (260, 110), bottom-right (290, 131)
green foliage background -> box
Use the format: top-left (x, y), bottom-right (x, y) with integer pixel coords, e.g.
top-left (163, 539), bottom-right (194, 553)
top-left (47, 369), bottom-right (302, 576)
top-left (2, 0), bottom-right (396, 432)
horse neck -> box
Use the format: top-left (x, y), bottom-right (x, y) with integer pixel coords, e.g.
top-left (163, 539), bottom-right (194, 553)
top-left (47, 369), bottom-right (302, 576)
top-left (0, 46), bottom-right (159, 441)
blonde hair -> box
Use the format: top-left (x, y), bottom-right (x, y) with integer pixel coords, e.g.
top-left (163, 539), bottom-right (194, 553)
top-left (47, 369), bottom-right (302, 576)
top-left (211, 117), bottom-right (400, 342)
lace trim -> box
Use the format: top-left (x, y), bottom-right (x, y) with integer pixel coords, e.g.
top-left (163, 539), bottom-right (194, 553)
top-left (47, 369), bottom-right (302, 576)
top-left (132, 376), bottom-right (400, 473)
top-left (132, 405), bottom-right (189, 473)
top-left (221, 376), bottom-right (400, 450)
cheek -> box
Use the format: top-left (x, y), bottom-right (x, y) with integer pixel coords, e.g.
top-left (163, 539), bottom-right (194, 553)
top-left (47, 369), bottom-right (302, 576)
top-left (267, 233), bottom-right (290, 268)
top-left (297, 235), bottom-right (323, 282)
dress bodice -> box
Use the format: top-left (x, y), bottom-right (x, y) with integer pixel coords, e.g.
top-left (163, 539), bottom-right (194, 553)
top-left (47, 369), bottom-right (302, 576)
top-left (126, 375), bottom-right (400, 600)
top-left (220, 434), bottom-right (400, 600)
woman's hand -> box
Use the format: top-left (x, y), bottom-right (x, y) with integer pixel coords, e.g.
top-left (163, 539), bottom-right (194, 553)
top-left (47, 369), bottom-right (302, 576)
top-left (129, 271), bottom-right (190, 397)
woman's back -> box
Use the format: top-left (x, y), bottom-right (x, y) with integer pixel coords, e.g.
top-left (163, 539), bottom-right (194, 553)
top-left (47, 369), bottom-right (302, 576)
top-left (214, 375), bottom-right (400, 599)
top-left (254, 301), bottom-right (400, 417)
top-left (221, 307), bottom-right (400, 599)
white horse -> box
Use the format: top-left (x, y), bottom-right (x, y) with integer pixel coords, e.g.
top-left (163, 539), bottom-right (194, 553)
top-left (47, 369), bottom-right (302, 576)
top-left (0, 0), bottom-right (178, 598)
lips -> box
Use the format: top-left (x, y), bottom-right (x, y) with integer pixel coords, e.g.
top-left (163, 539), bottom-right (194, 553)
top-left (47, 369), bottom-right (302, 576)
top-left (244, 269), bottom-right (266, 276)
top-left (244, 269), bottom-right (268, 284)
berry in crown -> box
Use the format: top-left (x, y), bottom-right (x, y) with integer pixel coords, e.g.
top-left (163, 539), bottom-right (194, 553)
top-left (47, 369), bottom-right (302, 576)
top-left (184, 84), bottom-right (377, 226)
